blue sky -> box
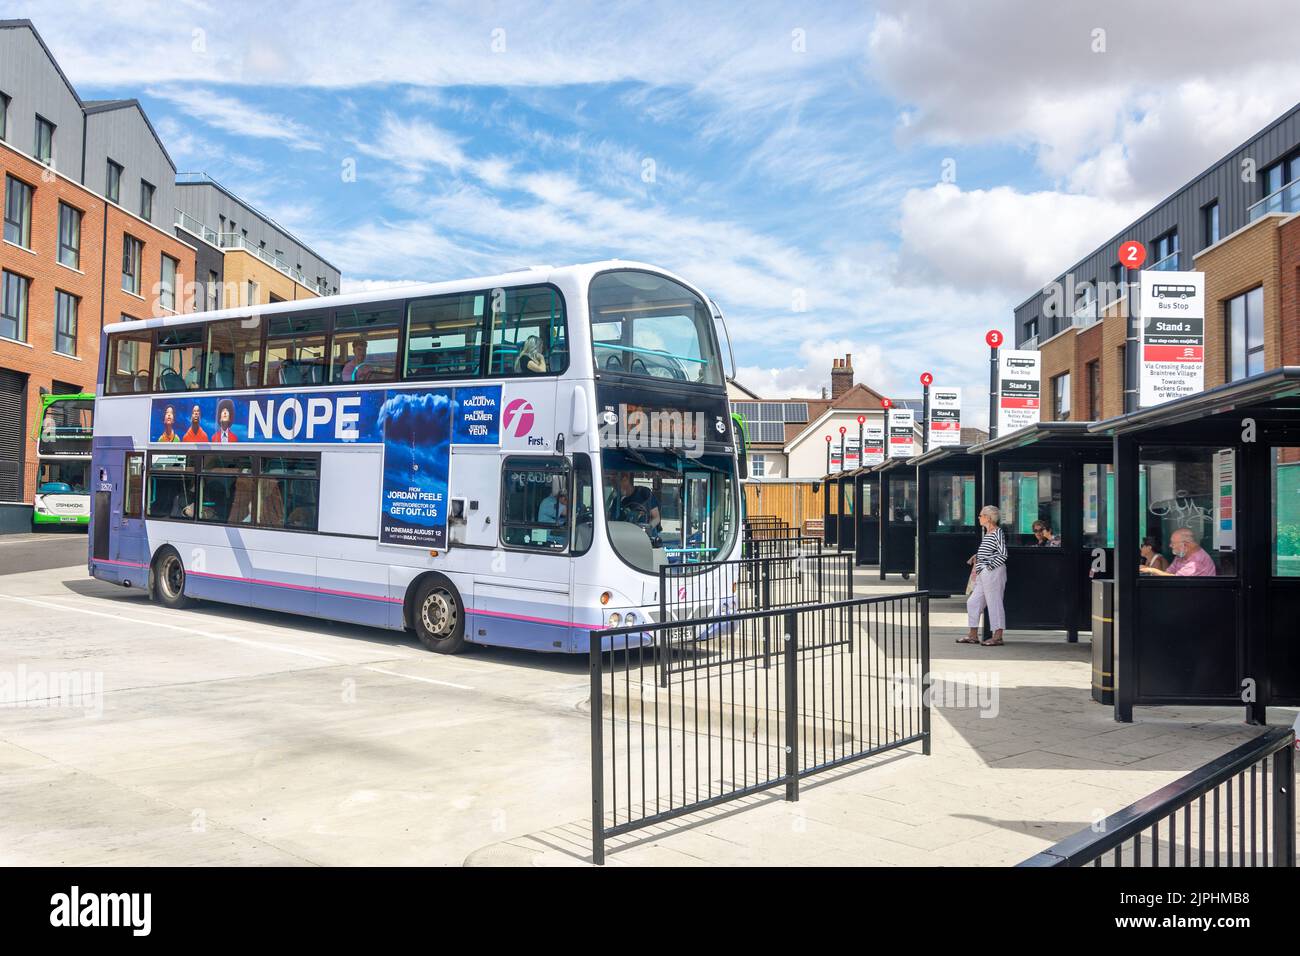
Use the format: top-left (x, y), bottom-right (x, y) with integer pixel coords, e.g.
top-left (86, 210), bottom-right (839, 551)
top-left (19, 1), bottom-right (1300, 425)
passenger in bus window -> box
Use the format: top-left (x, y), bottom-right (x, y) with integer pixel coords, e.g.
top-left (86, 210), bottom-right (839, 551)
top-left (185, 351), bottom-right (206, 389)
top-left (340, 337), bottom-right (370, 382)
top-left (182, 405), bottom-right (208, 442)
top-left (515, 335), bottom-right (547, 374)
top-left (1140, 536), bottom-right (1168, 572)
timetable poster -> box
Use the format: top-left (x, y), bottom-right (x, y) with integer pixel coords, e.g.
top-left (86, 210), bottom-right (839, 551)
top-left (378, 389), bottom-right (453, 548)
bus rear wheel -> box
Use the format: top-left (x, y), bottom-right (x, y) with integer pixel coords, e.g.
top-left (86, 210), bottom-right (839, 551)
top-left (412, 576), bottom-right (465, 654)
top-left (151, 547), bottom-right (194, 609)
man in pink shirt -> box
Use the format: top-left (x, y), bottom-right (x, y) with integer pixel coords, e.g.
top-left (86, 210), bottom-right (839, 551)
top-left (1140, 528), bottom-right (1217, 577)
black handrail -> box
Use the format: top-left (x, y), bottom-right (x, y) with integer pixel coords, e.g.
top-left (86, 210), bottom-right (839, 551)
top-left (1020, 728), bottom-right (1296, 867)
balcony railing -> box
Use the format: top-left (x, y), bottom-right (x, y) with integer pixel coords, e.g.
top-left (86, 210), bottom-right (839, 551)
top-left (1248, 176), bottom-right (1300, 222)
top-left (1147, 250), bottom-right (1181, 272)
top-left (173, 208), bottom-right (219, 247)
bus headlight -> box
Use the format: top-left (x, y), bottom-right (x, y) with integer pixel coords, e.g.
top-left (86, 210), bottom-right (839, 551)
top-left (608, 612), bottom-right (622, 626)
top-left (624, 612), bottom-right (637, 625)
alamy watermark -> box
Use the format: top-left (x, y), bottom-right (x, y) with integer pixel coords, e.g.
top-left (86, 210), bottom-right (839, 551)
top-left (0, 665), bottom-right (104, 718)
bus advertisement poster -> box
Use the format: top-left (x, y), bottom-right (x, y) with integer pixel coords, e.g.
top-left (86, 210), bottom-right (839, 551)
top-left (452, 385), bottom-right (502, 444)
top-left (1139, 269), bottom-right (1205, 407)
top-left (378, 389), bottom-right (453, 549)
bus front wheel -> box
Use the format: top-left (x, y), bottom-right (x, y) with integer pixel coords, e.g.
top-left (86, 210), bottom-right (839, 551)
top-left (412, 576), bottom-right (465, 654)
top-left (151, 547), bottom-right (194, 610)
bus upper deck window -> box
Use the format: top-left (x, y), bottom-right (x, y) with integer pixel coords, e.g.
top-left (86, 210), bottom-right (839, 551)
top-left (332, 305), bottom-right (400, 384)
top-left (264, 312), bottom-right (327, 387)
top-left (487, 286), bottom-right (567, 377)
top-left (404, 292), bottom-right (486, 379)
top-left (205, 318), bottom-right (264, 391)
top-left (107, 331), bottom-right (153, 394)
top-left (587, 271), bottom-right (721, 386)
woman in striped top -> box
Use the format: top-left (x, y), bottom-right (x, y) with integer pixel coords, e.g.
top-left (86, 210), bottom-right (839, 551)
top-left (958, 505), bottom-right (1008, 646)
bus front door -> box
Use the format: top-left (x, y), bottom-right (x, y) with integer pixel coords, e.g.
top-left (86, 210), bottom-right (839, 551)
top-left (91, 442), bottom-right (149, 576)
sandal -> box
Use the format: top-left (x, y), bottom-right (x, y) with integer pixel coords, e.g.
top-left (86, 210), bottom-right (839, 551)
top-left (980, 637), bottom-right (1004, 646)
top-left (956, 634), bottom-right (981, 644)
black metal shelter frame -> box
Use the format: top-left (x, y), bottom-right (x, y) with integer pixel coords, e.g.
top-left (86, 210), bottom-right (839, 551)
top-left (969, 423), bottom-right (1114, 642)
top-left (914, 446), bottom-right (982, 598)
top-left (872, 457), bottom-right (917, 579)
top-left (1092, 368), bottom-right (1300, 724)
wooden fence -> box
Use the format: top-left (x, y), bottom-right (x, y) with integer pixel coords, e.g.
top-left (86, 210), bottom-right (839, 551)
top-left (742, 480), bottom-right (823, 535)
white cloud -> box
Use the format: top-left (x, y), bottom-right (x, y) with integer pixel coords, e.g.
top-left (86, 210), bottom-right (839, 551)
top-left (147, 87), bottom-right (322, 151)
top-left (897, 184), bottom-right (1146, 294)
top-left (869, 0), bottom-right (1300, 204)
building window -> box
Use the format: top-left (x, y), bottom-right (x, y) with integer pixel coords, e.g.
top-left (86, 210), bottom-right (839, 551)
top-left (1024, 316), bottom-right (1039, 344)
top-left (1227, 286), bottom-right (1265, 381)
top-left (4, 174), bottom-right (33, 248)
top-left (54, 290), bottom-right (78, 356)
top-left (122, 235), bottom-right (143, 295)
top-left (34, 115), bottom-right (54, 164)
top-left (246, 280), bottom-right (257, 307)
top-left (750, 454), bottom-right (767, 477)
top-left (1, 270), bottom-right (29, 341)
top-left (1202, 201), bottom-right (1220, 248)
top-left (0, 92), bottom-right (9, 141)
top-left (106, 159), bottom-right (123, 205)
top-left (159, 254), bottom-right (178, 312)
top-left (207, 271), bottom-right (220, 311)
top-left (1086, 360), bottom-right (1100, 420)
top-left (140, 180), bottom-right (154, 221)
top-left (1152, 229), bottom-right (1179, 269)
top-left (57, 203), bottom-right (81, 269)
top-left (1052, 372), bottom-right (1071, 421)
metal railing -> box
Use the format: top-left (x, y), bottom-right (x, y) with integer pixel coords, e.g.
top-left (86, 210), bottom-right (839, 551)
top-left (657, 550), bottom-right (851, 625)
top-left (1248, 176), bottom-right (1300, 222)
top-left (1020, 728), bottom-right (1295, 867)
top-left (590, 591), bottom-right (930, 864)
top-left (1148, 250), bottom-right (1182, 272)
top-left (173, 205), bottom-right (332, 296)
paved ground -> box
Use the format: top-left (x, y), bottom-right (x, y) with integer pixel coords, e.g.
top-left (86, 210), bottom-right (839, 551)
top-left (0, 531), bottom-right (88, 576)
top-left (0, 540), bottom-right (1294, 866)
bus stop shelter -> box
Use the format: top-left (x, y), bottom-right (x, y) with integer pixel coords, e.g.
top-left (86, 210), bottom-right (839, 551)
top-left (914, 446), bottom-right (982, 597)
top-left (873, 457), bottom-right (916, 579)
top-left (1090, 368), bottom-right (1300, 724)
top-left (820, 472), bottom-right (839, 549)
top-left (969, 422), bottom-right (1114, 642)
top-left (852, 467), bottom-right (881, 567)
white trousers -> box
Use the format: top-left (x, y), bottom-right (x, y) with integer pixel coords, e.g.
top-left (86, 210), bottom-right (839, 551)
top-left (967, 564), bottom-right (1007, 632)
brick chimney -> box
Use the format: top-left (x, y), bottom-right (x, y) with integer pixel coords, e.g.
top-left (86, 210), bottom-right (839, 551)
top-left (830, 353), bottom-right (854, 400)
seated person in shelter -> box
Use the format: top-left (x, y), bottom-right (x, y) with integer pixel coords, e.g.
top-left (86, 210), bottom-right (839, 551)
top-left (1032, 519), bottom-right (1061, 547)
top-left (515, 335), bottom-right (547, 374)
top-left (1140, 536), bottom-right (1169, 572)
top-left (1139, 527), bottom-right (1216, 577)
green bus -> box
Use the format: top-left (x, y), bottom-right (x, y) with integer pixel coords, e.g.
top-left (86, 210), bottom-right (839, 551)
top-left (32, 393), bottom-right (94, 527)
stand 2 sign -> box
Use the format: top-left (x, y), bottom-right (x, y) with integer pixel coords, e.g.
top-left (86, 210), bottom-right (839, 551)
top-left (1139, 270), bottom-right (1205, 407)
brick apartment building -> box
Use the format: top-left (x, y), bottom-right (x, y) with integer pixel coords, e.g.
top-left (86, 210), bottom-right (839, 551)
top-left (1015, 102), bottom-right (1300, 422)
top-left (0, 19), bottom-right (339, 525)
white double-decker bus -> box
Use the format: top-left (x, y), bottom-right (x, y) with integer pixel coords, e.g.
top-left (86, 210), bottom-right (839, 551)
top-left (88, 262), bottom-right (741, 653)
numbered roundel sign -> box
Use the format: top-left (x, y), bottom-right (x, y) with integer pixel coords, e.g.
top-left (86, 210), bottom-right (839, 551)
top-left (1118, 240), bottom-right (1147, 269)
top-left (985, 329), bottom-right (1003, 349)
top-left (825, 435), bottom-right (832, 443)
top-left (920, 371), bottom-right (933, 387)
top-left (838, 425), bottom-right (846, 435)
top-left (881, 397), bottom-right (892, 409)
top-left (856, 414), bottom-right (866, 425)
